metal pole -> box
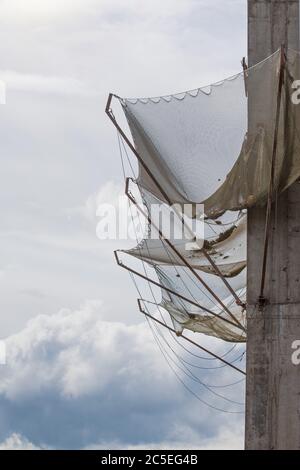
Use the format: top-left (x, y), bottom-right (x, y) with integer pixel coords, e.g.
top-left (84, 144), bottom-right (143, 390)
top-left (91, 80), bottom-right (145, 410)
top-left (114, 250), bottom-right (245, 331)
top-left (138, 299), bottom-right (246, 376)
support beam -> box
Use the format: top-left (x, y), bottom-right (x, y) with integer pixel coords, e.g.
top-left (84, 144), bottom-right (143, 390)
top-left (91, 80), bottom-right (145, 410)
top-left (246, 0), bottom-right (300, 450)
top-left (137, 300), bottom-right (246, 376)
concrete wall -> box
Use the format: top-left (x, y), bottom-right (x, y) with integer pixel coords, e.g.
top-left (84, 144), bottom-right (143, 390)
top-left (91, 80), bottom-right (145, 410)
top-left (246, 0), bottom-right (300, 449)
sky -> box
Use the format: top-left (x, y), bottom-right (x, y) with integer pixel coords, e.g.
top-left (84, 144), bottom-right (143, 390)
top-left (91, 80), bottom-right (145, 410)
top-left (0, 0), bottom-right (247, 449)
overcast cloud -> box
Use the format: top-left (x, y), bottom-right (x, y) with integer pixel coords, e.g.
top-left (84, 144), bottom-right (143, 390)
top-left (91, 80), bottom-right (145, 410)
top-left (0, 0), bottom-right (247, 449)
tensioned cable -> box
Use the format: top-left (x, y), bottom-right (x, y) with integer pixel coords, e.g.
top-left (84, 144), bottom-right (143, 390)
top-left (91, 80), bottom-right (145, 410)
top-left (119, 131), bottom-right (246, 357)
top-left (132, 269), bottom-right (245, 407)
top-left (147, 317), bottom-right (244, 413)
top-left (127, 219), bottom-right (242, 372)
top-left (118, 134), bottom-right (219, 357)
top-left (119, 132), bottom-right (236, 332)
top-left (120, 134), bottom-right (246, 325)
top-left (130, 273), bottom-right (237, 392)
top-left (146, 316), bottom-right (244, 414)
top-left (108, 102), bottom-right (246, 321)
top-left (128, 185), bottom-right (246, 328)
top-left (141, 299), bottom-right (246, 371)
top-left (131, 265), bottom-right (246, 394)
top-left (140, 297), bottom-right (246, 372)
top-left (120, 136), bottom-right (246, 315)
top-left (121, 139), bottom-right (246, 354)
top-left (140, 294), bottom-right (246, 364)
top-left (150, 316), bottom-right (244, 405)
top-left (118, 129), bottom-right (246, 399)
top-left (130, 242), bottom-right (246, 376)
top-left (128, 190), bottom-right (246, 378)
top-left (141, 296), bottom-right (246, 363)
top-left (128, 182), bottom-right (246, 324)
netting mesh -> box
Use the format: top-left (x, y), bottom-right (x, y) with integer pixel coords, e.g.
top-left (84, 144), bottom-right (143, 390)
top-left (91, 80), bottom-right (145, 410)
top-left (125, 187), bottom-right (246, 277)
top-left (123, 72), bottom-right (247, 209)
top-left (117, 48), bottom-right (300, 342)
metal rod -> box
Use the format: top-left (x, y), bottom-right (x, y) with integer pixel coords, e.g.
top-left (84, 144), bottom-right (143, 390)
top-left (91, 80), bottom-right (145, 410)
top-left (259, 45), bottom-right (286, 305)
top-left (137, 299), bottom-right (246, 376)
top-left (242, 57), bottom-right (248, 97)
top-left (125, 180), bottom-right (246, 332)
top-left (201, 249), bottom-right (246, 309)
top-left (105, 93), bottom-right (244, 308)
top-left (114, 250), bottom-right (243, 331)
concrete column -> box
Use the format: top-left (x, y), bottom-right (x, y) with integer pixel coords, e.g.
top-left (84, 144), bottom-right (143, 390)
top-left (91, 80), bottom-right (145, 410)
top-left (246, 0), bottom-right (300, 449)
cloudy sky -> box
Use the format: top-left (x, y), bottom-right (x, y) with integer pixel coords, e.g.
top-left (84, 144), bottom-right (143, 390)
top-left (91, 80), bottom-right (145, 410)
top-left (0, 0), bottom-right (247, 449)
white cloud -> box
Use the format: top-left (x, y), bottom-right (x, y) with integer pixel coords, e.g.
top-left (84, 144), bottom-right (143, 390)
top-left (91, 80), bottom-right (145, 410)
top-left (66, 180), bottom-right (145, 246)
top-left (82, 181), bottom-right (124, 223)
top-left (0, 433), bottom-right (41, 450)
top-left (0, 300), bottom-right (244, 449)
top-left (0, 0), bottom-right (194, 25)
top-left (0, 70), bottom-right (92, 96)
top-left (86, 424), bottom-right (243, 450)
top-left (0, 0), bottom-right (98, 24)
top-left (0, 300), bottom-right (173, 400)
top-left (0, 425), bottom-right (243, 450)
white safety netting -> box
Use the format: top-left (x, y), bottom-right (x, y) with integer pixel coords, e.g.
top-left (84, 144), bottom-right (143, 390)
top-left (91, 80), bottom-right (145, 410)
top-left (116, 48), bottom-right (300, 342)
